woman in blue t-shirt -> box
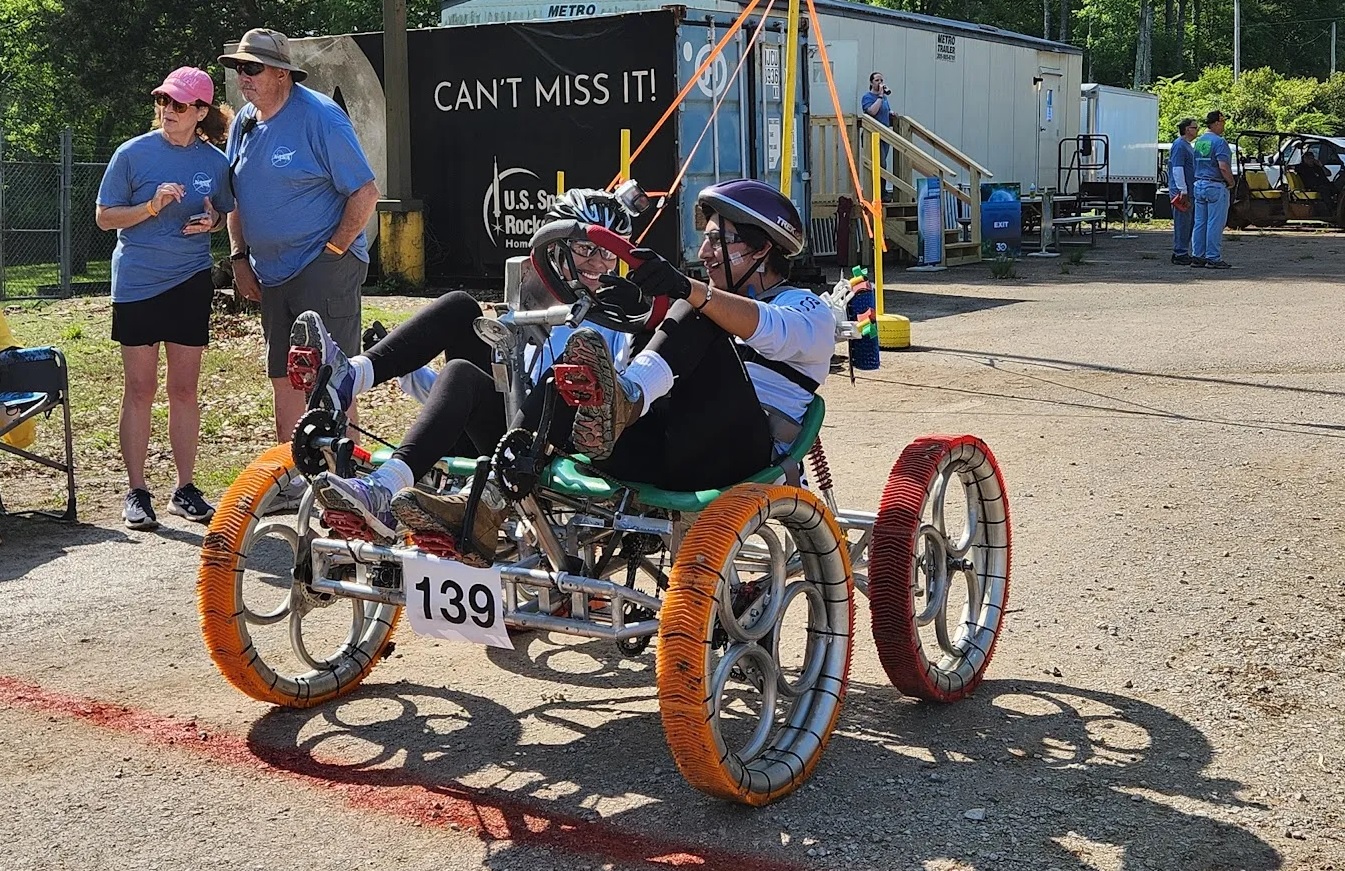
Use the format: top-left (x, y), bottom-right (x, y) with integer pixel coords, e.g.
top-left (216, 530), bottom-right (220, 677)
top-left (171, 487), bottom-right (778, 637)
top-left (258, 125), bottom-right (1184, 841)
top-left (95, 67), bottom-right (236, 531)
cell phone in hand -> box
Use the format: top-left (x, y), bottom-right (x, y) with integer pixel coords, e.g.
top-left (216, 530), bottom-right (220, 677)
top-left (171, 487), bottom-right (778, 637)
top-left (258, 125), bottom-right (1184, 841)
top-left (188, 212), bottom-right (212, 225)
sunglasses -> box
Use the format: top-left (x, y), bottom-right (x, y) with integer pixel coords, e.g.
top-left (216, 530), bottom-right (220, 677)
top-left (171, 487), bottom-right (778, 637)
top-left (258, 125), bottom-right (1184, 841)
top-left (235, 61), bottom-right (268, 77)
top-left (154, 94), bottom-right (204, 113)
top-left (567, 240), bottom-right (618, 262)
top-left (702, 230), bottom-right (743, 245)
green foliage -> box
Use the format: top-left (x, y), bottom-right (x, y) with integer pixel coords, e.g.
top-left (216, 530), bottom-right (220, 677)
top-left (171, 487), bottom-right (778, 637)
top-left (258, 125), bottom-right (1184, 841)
top-left (0, 0), bottom-right (440, 160)
top-left (1154, 66), bottom-right (1345, 140)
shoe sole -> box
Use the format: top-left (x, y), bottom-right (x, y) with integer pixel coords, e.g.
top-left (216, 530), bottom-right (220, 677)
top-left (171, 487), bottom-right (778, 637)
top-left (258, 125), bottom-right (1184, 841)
top-left (313, 478), bottom-right (397, 541)
top-left (390, 490), bottom-right (457, 535)
top-left (562, 331), bottom-right (619, 460)
top-left (168, 501), bottom-right (214, 523)
top-left (123, 515), bottom-right (159, 531)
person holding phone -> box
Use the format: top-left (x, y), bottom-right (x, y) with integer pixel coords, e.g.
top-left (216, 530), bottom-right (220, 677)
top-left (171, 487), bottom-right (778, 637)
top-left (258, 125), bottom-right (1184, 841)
top-left (862, 71), bottom-right (894, 199)
top-left (95, 67), bottom-right (235, 530)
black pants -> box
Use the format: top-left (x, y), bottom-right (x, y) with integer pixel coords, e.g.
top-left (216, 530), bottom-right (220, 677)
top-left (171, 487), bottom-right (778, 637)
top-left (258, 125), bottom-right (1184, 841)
top-left (523, 300), bottom-right (773, 492)
top-left (366, 291), bottom-right (503, 477)
top-left (377, 293), bottom-right (772, 492)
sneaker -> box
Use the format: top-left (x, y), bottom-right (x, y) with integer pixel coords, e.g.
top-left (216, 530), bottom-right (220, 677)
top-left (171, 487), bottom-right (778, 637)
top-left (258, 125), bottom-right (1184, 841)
top-left (290, 310), bottom-right (357, 415)
top-left (560, 328), bottom-right (642, 461)
top-left (168, 483), bottom-right (215, 523)
top-left (1189, 258), bottom-right (1207, 268)
top-left (1171, 254), bottom-right (1191, 265)
top-left (392, 484), bottom-right (507, 560)
top-left (1205, 260), bottom-right (1232, 269)
top-left (312, 472), bottom-right (397, 541)
top-left (123, 488), bottom-right (159, 530)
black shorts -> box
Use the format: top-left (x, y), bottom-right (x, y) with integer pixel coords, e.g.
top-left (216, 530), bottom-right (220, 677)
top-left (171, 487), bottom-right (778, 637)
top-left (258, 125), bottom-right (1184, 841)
top-left (111, 269), bottom-right (213, 347)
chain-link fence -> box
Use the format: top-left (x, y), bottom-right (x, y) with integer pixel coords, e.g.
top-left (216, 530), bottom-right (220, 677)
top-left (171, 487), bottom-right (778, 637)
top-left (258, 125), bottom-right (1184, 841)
top-left (0, 128), bottom-right (113, 301)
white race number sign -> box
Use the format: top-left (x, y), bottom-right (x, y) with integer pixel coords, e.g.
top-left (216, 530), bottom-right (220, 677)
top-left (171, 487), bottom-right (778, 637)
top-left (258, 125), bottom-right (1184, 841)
top-left (402, 552), bottom-right (514, 649)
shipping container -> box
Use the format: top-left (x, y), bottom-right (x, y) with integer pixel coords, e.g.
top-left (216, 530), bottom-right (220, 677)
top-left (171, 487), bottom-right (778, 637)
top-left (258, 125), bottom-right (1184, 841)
top-left (231, 8), bottom-right (805, 280)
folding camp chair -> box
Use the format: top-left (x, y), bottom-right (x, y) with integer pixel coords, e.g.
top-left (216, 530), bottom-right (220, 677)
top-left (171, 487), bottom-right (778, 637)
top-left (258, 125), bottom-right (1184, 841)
top-left (0, 346), bottom-right (76, 521)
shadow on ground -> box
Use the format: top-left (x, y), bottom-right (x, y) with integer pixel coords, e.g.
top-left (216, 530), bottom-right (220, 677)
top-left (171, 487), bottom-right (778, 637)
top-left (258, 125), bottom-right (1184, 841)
top-left (246, 637), bottom-right (1280, 871)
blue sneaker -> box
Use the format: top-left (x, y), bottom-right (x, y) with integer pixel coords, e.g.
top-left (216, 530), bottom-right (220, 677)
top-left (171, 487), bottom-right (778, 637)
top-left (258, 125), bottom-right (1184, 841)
top-left (289, 310), bottom-right (357, 415)
top-left (312, 472), bottom-right (397, 541)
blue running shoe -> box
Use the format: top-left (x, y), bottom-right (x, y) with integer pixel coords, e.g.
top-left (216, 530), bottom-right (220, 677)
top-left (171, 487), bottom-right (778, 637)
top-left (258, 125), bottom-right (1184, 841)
top-left (313, 472), bottom-right (397, 541)
top-left (289, 310), bottom-right (357, 415)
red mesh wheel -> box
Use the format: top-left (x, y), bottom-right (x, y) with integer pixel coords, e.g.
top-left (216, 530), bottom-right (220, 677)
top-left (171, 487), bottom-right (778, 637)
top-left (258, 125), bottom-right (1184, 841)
top-left (869, 435), bottom-right (1011, 702)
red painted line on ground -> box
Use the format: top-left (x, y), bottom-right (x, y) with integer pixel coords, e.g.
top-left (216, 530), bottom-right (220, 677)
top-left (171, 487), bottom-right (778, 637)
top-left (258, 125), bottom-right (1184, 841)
top-left (0, 674), bottom-right (805, 871)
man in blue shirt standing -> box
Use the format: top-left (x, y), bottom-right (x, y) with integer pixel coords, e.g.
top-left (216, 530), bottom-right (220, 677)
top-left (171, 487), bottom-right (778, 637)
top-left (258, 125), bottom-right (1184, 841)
top-left (1191, 110), bottom-right (1236, 269)
top-left (862, 72), bottom-right (893, 200)
top-left (220, 29), bottom-right (381, 442)
top-left (1169, 118), bottom-right (1198, 264)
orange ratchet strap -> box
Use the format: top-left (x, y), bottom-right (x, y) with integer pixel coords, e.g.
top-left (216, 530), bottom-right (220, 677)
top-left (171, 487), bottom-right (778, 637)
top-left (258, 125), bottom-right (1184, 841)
top-left (608, 0), bottom-right (765, 190)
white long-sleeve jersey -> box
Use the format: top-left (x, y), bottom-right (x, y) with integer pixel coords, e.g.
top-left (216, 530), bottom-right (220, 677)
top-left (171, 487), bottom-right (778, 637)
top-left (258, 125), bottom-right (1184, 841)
top-left (740, 286), bottom-right (836, 424)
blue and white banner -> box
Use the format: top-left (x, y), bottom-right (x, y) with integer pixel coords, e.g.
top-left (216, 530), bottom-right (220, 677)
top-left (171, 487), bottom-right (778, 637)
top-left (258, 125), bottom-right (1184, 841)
top-left (917, 176), bottom-right (943, 266)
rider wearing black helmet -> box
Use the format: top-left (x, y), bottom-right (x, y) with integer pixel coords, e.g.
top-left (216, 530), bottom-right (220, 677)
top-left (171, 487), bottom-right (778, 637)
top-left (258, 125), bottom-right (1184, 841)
top-left (556, 177), bottom-right (833, 489)
top-left (292, 188), bottom-right (637, 542)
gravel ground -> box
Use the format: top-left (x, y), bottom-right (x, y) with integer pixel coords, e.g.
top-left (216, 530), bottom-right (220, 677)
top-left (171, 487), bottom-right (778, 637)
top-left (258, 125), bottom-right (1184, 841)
top-left (1, 227), bottom-right (1342, 871)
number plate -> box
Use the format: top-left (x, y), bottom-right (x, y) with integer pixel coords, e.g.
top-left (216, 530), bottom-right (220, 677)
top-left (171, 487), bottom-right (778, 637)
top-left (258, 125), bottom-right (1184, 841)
top-left (402, 551), bottom-right (514, 649)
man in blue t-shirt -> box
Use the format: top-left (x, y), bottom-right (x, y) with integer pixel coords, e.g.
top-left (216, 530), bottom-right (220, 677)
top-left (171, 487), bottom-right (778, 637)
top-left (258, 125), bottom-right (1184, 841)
top-left (1168, 118), bottom-right (1198, 264)
top-left (1190, 110), bottom-right (1236, 269)
top-left (220, 28), bottom-right (381, 442)
top-left (861, 71), bottom-right (893, 200)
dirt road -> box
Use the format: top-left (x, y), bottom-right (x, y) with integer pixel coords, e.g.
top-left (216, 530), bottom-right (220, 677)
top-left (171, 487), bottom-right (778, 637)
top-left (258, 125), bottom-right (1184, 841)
top-left (2, 228), bottom-right (1342, 870)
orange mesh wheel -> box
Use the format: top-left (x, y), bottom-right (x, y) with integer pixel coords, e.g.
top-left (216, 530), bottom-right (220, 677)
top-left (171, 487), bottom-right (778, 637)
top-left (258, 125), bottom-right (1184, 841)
top-left (197, 444), bottom-right (401, 707)
top-left (869, 435), bottom-right (1011, 702)
top-left (657, 485), bottom-right (853, 806)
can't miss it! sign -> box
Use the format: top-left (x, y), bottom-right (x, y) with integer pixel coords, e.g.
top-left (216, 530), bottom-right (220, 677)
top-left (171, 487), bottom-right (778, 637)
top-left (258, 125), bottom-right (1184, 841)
top-left (352, 11), bottom-right (678, 277)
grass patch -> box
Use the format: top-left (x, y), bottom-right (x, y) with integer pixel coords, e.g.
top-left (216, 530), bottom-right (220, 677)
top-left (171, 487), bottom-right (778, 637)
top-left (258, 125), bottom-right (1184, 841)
top-left (989, 256), bottom-right (1018, 280)
top-left (2, 295), bottom-right (425, 518)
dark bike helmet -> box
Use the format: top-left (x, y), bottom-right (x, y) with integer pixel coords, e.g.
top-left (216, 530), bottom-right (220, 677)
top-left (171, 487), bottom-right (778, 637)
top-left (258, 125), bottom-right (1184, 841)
top-left (698, 179), bottom-right (806, 258)
top-left (697, 179), bottom-right (806, 294)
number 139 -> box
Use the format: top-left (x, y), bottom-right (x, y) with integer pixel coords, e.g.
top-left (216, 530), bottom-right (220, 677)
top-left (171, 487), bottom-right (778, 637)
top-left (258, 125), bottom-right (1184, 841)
top-left (413, 576), bottom-right (496, 628)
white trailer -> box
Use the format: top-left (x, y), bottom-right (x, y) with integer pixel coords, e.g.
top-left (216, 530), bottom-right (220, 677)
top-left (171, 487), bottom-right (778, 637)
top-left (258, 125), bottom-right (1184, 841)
top-left (805, 0), bottom-right (1082, 193)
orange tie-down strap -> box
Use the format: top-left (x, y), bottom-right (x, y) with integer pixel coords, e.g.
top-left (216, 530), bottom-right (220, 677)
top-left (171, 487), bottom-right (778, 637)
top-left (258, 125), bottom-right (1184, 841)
top-left (806, 0), bottom-right (874, 238)
top-left (607, 0), bottom-right (764, 191)
top-left (635, 0), bottom-right (780, 245)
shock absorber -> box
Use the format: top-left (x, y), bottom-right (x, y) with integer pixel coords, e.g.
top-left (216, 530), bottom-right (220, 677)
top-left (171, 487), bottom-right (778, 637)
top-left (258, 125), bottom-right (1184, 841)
top-left (806, 437), bottom-right (838, 515)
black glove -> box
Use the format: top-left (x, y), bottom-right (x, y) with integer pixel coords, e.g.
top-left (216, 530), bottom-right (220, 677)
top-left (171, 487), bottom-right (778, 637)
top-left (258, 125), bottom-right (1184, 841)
top-left (625, 247), bottom-right (692, 300)
top-left (594, 273), bottom-right (646, 312)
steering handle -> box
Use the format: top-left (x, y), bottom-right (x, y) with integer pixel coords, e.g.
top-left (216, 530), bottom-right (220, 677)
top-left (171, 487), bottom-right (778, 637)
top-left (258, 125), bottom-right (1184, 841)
top-left (528, 219), bottom-right (644, 269)
top-left (583, 225), bottom-right (641, 269)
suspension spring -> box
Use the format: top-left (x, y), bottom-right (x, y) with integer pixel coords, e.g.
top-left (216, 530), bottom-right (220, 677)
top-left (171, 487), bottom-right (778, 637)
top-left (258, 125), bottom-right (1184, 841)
top-left (807, 437), bottom-right (834, 494)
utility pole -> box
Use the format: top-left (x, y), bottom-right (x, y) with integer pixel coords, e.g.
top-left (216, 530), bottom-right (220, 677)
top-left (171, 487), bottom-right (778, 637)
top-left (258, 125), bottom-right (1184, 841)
top-left (1233, 0), bottom-right (1241, 81)
top-left (1332, 20), bottom-right (1337, 75)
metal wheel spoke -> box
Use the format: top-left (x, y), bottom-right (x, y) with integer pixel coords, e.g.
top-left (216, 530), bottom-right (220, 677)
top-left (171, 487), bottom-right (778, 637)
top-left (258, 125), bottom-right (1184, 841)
top-left (709, 641), bottom-right (779, 764)
top-left (928, 470), bottom-right (951, 537)
top-left (913, 530), bottom-right (950, 625)
top-left (717, 525), bottom-right (787, 644)
top-left (773, 581), bottom-right (828, 699)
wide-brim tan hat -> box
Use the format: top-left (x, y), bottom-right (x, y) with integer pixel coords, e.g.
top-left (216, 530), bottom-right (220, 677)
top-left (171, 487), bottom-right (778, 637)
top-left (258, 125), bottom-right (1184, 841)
top-left (220, 28), bottom-right (308, 82)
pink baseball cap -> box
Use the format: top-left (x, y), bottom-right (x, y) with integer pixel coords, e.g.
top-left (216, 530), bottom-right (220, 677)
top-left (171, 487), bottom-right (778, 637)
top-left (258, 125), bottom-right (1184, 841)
top-left (152, 67), bottom-right (214, 106)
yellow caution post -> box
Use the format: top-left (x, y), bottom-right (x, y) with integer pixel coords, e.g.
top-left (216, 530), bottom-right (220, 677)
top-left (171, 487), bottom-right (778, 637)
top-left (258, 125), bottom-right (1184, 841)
top-left (377, 209), bottom-right (426, 287)
top-left (869, 133), bottom-right (910, 349)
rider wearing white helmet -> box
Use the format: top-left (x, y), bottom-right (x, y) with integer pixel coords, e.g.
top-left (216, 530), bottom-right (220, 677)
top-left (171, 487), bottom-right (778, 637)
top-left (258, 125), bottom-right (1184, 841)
top-left (292, 188), bottom-right (636, 543)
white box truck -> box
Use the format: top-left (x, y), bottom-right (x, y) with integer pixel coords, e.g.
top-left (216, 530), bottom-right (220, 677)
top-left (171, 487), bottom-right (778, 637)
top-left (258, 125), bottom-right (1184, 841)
top-left (1067, 83), bottom-right (1160, 211)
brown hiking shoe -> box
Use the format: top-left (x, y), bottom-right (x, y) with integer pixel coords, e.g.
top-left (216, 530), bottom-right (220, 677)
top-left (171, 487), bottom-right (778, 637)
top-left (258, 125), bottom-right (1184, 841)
top-left (560, 328), bottom-right (642, 460)
top-left (390, 486), bottom-right (507, 560)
